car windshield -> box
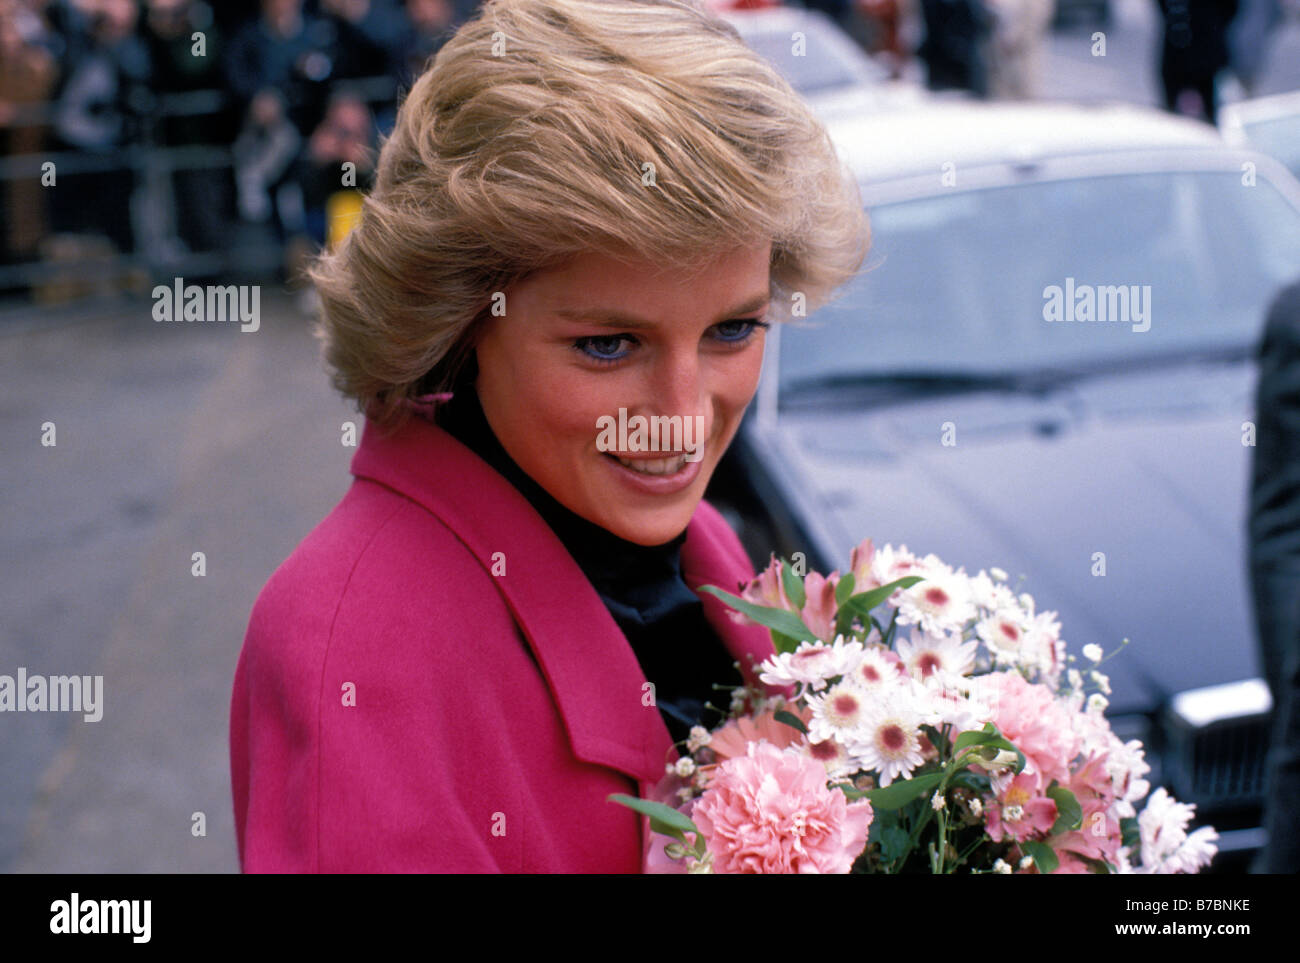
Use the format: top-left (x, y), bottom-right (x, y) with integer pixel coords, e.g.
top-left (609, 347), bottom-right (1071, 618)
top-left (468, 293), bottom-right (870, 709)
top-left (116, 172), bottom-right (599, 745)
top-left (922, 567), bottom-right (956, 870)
top-left (735, 24), bottom-right (880, 94)
top-left (779, 171), bottom-right (1300, 395)
top-left (1241, 115), bottom-right (1300, 178)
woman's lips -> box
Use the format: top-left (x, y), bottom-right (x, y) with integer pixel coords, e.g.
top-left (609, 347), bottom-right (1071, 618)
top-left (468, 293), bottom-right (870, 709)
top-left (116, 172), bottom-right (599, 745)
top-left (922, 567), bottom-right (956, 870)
top-left (602, 450), bottom-right (702, 494)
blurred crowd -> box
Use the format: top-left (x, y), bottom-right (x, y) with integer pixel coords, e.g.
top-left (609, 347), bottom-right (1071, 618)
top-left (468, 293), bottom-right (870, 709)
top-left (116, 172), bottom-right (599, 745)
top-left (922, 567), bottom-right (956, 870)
top-left (795, 0), bottom-right (1287, 115)
top-left (0, 0), bottom-right (477, 287)
top-left (0, 0), bottom-right (1295, 296)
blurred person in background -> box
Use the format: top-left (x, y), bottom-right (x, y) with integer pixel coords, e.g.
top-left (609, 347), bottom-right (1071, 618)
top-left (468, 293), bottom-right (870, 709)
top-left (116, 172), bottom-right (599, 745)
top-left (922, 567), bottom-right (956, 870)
top-left (231, 86), bottom-right (300, 243)
top-left (985, 0), bottom-right (1054, 99)
top-left (391, 0), bottom-right (457, 95)
top-left (1155, 0), bottom-right (1239, 124)
top-left (917, 0), bottom-right (993, 95)
top-left (854, 0), bottom-right (909, 79)
top-left (803, 0), bottom-right (854, 27)
top-left (315, 0), bottom-right (400, 85)
top-left (224, 0), bottom-right (332, 138)
top-left (225, 0), bottom-right (333, 256)
top-left (1227, 0), bottom-right (1282, 97)
top-left (142, 0), bottom-right (235, 254)
top-left (0, 0), bottom-right (59, 264)
top-left (1248, 276), bottom-right (1300, 874)
top-left (49, 0), bottom-right (151, 255)
top-left (281, 86), bottom-right (374, 288)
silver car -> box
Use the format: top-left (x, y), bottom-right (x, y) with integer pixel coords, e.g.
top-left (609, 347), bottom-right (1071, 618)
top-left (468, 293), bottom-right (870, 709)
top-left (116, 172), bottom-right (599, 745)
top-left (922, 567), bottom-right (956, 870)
top-left (1221, 90), bottom-right (1300, 180)
top-left (712, 100), bottom-right (1300, 870)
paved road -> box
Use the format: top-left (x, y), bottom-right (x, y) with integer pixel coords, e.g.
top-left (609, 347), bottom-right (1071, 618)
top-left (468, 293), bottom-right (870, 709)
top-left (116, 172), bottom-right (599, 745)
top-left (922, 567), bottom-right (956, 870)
top-left (1, 9), bottom-right (1298, 872)
top-left (1, 292), bottom-right (354, 871)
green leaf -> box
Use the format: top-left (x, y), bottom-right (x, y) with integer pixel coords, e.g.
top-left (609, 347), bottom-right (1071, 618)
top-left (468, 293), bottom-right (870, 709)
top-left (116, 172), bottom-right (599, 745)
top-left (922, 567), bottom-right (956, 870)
top-left (1077, 855), bottom-right (1113, 874)
top-left (1120, 816), bottom-right (1140, 851)
top-left (878, 825), bottom-right (911, 863)
top-left (864, 770), bottom-right (944, 810)
top-left (773, 709), bottom-right (809, 735)
top-left (780, 559), bottom-right (806, 610)
top-left (948, 768), bottom-right (992, 794)
top-left (607, 794), bottom-right (702, 848)
top-left (1046, 783), bottom-right (1083, 834)
top-left (835, 571), bottom-right (856, 607)
top-left (953, 723), bottom-right (1026, 774)
top-left (834, 607), bottom-right (857, 640)
top-left (1021, 840), bottom-right (1059, 874)
top-left (953, 722), bottom-right (1005, 752)
top-left (698, 585), bottom-right (819, 647)
top-left (840, 576), bottom-right (925, 620)
top-left (769, 631), bottom-right (804, 656)
top-left (830, 782), bottom-right (871, 800)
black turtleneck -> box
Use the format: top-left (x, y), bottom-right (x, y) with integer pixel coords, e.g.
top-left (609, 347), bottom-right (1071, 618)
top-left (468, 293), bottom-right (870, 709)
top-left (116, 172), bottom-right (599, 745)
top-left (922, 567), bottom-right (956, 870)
top-left (432, 382), bottom-right (743, 748)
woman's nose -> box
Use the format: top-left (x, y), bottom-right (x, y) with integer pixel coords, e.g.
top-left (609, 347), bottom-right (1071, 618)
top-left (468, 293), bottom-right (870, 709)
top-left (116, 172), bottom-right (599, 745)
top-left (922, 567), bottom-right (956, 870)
top-left (642, 350), bottom-right (709, 433)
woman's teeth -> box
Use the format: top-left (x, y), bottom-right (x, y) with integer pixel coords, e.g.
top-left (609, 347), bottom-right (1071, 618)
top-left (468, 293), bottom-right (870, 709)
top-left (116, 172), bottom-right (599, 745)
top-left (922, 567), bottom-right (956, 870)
top-left (614, 453), bottom-right (689, 475)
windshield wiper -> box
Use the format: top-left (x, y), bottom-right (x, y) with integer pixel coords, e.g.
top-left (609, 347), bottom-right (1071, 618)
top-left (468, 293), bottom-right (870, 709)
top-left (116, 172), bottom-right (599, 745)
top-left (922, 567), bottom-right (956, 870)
top-left (781, 368), bottom-right (1063, 405)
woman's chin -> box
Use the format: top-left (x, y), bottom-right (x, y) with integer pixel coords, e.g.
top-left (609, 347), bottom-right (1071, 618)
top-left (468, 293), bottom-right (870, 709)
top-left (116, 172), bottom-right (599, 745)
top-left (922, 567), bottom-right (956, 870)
top-left (596, 507), bottom-right (697, 547)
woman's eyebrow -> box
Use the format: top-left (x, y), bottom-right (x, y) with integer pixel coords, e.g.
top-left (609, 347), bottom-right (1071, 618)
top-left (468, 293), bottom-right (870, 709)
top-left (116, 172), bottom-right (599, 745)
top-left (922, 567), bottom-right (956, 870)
top-left (554, 292), bottom-right (771, 329)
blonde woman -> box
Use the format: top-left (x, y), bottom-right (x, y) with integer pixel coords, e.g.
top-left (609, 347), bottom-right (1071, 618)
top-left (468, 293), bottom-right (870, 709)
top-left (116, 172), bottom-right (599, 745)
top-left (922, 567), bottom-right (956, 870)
top-left (229, 0), bottom-right (868, 873)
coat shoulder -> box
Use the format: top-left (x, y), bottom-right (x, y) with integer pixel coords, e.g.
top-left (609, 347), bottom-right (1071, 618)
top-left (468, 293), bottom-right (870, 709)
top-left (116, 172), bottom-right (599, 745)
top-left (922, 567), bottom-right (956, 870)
top-left (231, 478), bottom-right (536, 872)
top-left (245, 478), bottom-right (496, 657)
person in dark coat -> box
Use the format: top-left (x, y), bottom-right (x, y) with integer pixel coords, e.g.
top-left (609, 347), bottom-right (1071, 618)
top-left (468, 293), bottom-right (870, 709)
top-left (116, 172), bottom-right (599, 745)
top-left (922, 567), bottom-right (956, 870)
top-left (1156, 0), bottom-right (1239, 124)
top-left (918, 0), bottom-right (994, 96)
top-left (1248, 275), bottom-right (1300, 874)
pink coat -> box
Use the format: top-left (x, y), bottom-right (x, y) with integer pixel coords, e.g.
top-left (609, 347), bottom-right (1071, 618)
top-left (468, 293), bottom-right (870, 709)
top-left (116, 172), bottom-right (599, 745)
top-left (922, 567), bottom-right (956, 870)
top-left (229, 411), bottom-right (780, 872)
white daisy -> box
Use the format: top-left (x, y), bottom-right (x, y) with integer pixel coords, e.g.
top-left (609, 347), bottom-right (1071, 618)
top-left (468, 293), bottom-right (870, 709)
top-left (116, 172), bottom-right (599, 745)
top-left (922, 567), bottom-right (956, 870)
top-left (846, 644), bottom-right (906, 691)
top-left (896, 630), bottom-right (978, 680)
top-left (869, 543), bottom-right (927, 594)
top-left (976, 607), bottom-right (1029, 659)
top-left (807, 681), bottom-right (872, 745)
top-left (920, 668), bottom-right (992, 732)
top-left (1136, 788), bottom-right (1218, 873)
top-left (757, 637), bottom-right (863, 691)
top-left (895, 567), bottom-right (978, 637)
top-left (1018, 609), bottom-right (1064, 680)
top-left (969, 570), bottom-right (1016, 612)
top-left (850, 687), bottom-right (933, 787)
top-left (1106, 736), bottom-right (1152, 819)
top-left (802, 735), bottom-right (857, 780)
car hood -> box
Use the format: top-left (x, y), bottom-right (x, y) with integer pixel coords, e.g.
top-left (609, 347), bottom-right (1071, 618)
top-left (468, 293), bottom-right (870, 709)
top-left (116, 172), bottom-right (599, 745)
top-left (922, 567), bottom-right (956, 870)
top-left (762, 360), bottom-right (1263, 715)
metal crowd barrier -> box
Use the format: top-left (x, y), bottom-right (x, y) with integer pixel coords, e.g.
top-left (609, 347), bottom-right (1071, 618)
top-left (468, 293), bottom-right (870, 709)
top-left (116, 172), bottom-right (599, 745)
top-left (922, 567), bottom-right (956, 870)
top-left (0, 76), bottom-right (396, 295)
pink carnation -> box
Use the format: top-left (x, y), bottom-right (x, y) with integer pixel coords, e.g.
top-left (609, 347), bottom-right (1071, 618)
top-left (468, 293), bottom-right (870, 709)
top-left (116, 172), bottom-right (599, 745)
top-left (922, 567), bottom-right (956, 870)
top-left (692, 741), bottom-right (873, 873)
top-left (705, 705), bottom-right (812, 767)
top-left (981, 671), bottom-right (1081, 786)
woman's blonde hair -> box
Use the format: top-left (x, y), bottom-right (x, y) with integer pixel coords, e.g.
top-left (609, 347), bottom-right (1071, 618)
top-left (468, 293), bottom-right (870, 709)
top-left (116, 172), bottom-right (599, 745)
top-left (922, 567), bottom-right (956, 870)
top-left (310, 0), bottom-right (869, 429)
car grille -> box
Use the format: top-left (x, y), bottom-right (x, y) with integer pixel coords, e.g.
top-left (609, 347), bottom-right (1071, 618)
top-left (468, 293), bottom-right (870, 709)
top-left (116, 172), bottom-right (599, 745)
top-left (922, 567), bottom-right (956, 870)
top-left (1163, 713), bottom-right (1270, 806)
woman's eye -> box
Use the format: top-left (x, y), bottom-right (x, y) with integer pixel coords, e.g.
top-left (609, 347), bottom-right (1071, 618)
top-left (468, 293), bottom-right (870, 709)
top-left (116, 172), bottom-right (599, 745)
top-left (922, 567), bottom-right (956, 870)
top-left (713, 317), bottom-right (771, 343)
top-left (574, 334), bottom-right (634, 364)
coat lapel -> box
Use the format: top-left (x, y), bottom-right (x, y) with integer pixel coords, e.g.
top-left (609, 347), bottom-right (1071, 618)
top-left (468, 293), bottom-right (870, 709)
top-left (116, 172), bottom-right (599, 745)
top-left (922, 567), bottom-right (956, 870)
top-left (680, 507), bottom-right (780, 692)
top-left (351, 414), bottom-right (700, 785)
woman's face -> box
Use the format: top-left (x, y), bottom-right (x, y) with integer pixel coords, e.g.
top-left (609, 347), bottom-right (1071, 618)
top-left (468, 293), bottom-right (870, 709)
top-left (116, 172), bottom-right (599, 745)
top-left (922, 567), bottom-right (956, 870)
top-left (474, 242), bottom-right (772, 546)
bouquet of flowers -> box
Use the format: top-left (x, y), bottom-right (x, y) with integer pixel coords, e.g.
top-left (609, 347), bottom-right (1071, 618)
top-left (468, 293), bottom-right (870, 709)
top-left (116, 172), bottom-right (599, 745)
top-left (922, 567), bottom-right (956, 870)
top-left (611, 539), bottom-right (1219, 874)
